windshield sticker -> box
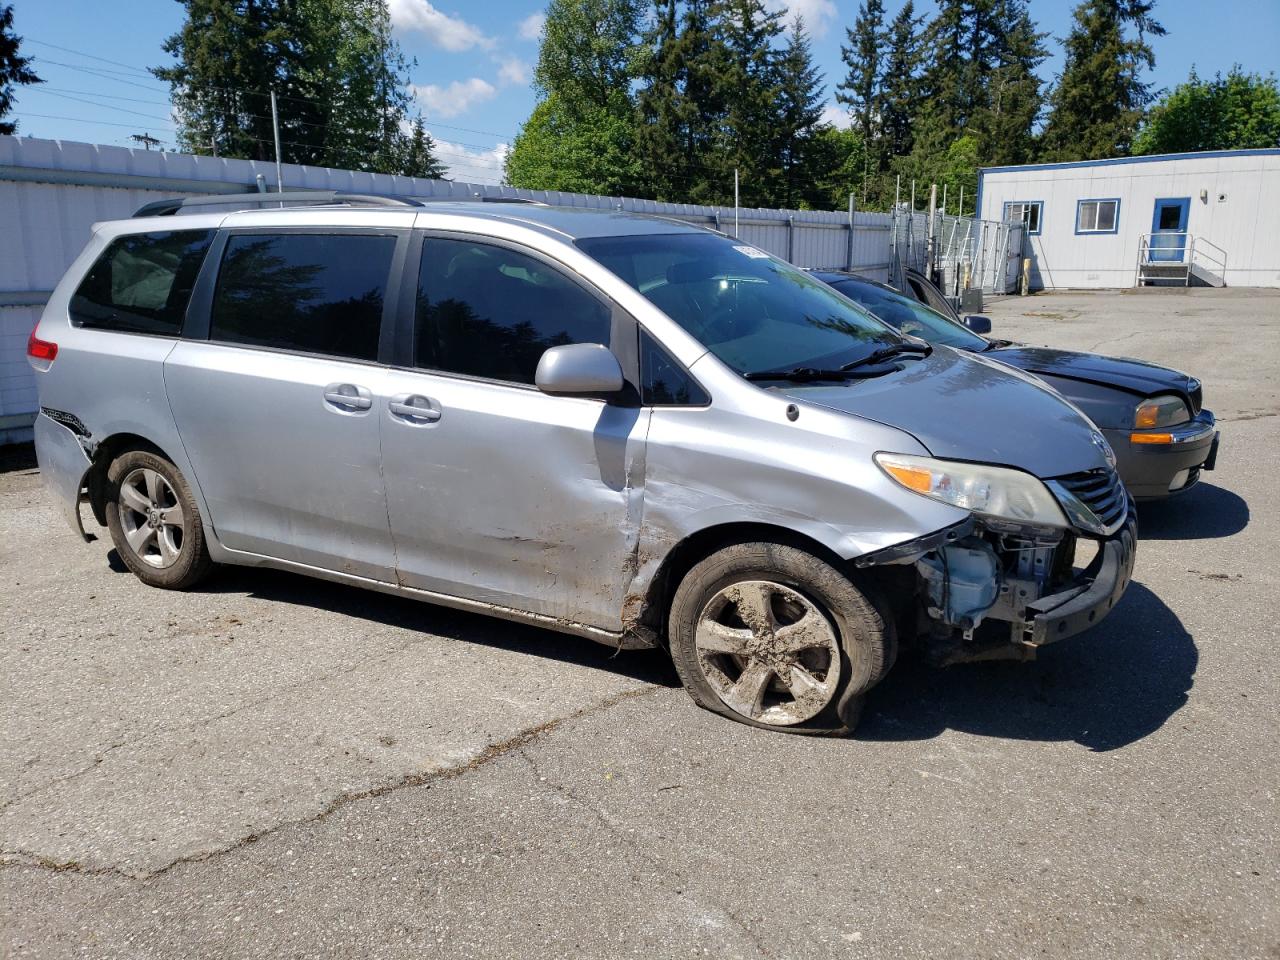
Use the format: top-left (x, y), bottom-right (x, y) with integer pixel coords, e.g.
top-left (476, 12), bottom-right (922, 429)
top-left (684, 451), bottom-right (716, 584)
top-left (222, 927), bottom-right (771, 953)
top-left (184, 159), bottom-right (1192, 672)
top-left (733, 245), bottom-right (769, 259)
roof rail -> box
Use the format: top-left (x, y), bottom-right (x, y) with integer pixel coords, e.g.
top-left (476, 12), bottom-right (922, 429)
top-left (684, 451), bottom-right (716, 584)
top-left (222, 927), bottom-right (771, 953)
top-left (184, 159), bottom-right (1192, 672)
top-left (132, 192), bottom-right (426, 218)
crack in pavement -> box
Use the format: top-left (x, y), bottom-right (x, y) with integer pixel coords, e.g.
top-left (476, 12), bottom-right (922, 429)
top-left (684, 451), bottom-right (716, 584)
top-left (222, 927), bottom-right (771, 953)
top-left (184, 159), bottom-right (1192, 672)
top-left (516, 741), bottom-right (775, 960)
top-left (0, 629), bottom-right (440, 815)
top-left (0, 684), bottom-right (662, 882)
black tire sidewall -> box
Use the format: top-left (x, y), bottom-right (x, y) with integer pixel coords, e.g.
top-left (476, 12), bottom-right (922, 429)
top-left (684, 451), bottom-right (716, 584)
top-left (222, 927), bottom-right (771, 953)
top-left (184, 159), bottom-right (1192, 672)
top-left (668, 542), bottom-right (889, 735)
top-left (105, 450), bottom-right (211, 590)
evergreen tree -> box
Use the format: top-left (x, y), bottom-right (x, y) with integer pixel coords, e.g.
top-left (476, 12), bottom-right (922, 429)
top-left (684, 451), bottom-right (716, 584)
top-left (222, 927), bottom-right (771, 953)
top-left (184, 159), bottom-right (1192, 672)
top-left (636, 0), bottom-right (732, 204)
top-left (774, 16), bottom-right (824, 209)
top-left (155, 0), bottom-right (432, 176)
top-left (878, 1), bottom-right (923, 163)
top-left (0, 3), bottom-right (40, 136)
top-left (972, 0), bottom-right (1048, 165)
top-left (1134, 67), bottom-right (1280, 154)
top-left (507, 0), bottom-right (644, 194)
top-left (1041, 0), bottom-right (1166, 160)
top-left (402, 116), bottom-right (447, 179)
top-left (154, 0), bottom-right (304, 162)
top-left (715, 0), bottom-right (785, 207)
top-left (836, 0), bottom-right (885, 151)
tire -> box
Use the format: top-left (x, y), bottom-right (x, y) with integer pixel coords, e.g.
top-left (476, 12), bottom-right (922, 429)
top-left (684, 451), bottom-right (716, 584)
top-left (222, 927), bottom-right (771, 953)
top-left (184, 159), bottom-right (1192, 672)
top-left (105, 449), bottom-right (213, 590)
top-left (668, 542), bottom-right (893, 736)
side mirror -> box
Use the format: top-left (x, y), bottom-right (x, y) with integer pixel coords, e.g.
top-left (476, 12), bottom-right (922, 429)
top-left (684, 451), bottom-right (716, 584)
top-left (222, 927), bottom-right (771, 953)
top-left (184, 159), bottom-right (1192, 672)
top-left (535, 343), bottom-right (624, 398)
top-left (963, 315), bottom-right (993, 335)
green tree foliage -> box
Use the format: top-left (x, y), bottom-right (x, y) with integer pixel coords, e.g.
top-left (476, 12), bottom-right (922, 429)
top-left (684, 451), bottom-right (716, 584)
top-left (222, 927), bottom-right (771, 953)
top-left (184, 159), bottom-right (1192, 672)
top-left (1134, 67), bottom-right (1280, 154)
top-left (717, 0), bottom-right (785, 206)
top-left (508, 0), bottom-right (644, 194)
top-left (836, 0), bottom-right (884, 150)
top-left (774, 17), bottom-right (825, 208)
top-left (0, 3), bottom-right (41, 136)
top-left (1040, 0), bottom-right (1165, 160)
top-left (971, 0), bottom-right (1049, 166)
top-left (879, 1), bottom-right (923, 162)
top-left (805, 126), bottom-right (871, 211)
top-left (154, 0), bottom-right (439, 177)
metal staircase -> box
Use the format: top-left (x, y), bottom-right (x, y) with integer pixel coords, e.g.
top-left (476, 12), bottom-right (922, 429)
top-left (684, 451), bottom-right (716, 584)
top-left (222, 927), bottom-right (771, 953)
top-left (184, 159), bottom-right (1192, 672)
top-left (1136, 233), bottom-right (1228, 287)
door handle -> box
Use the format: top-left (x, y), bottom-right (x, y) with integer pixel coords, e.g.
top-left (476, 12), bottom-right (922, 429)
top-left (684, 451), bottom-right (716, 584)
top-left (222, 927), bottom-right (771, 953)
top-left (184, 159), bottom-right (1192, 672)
top-left (389, 394), bottom-right (442, 423)
top-left (323, 383), bottom-right (373, 411)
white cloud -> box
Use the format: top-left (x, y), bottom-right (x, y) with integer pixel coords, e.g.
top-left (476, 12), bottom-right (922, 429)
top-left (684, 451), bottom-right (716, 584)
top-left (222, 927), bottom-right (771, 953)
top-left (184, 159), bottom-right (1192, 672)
top-left (497, 57), bottom-right (532, 86)
top-left (432, 136), bottom-right (510, 185)
top-left (765, 0), bottom-right (838, 36)
top-left (389, 0), bottom-right (495, 51)
top-left (518, 11), bottom-right (546, 41)
top-left (411, 77), bottom-right (498, 119)
top-left (821, 102), bottom-right (851, 129)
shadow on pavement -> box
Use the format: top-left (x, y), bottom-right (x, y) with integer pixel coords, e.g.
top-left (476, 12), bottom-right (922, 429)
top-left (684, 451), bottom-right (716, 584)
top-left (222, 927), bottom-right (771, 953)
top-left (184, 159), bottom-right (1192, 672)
top-left (0, 441), bottom-right (37, 474)
top-left (1137, 483), bottom-right (1248, 540)
top-left (106, 552), bottom-right (681, 689)
top-left (858, 582), bottom-right (1195, 752)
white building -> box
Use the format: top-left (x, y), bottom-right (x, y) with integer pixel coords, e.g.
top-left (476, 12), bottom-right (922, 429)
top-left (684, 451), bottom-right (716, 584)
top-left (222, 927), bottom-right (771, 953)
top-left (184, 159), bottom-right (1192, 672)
top-left (976, 148), bottom-right (1280, 290)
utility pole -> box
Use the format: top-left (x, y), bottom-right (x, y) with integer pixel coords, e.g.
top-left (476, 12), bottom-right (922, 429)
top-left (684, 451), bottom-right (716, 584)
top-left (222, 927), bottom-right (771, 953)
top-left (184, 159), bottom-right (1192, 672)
top-left (270, 89), bottom-right (284, 195)
top-left (941, 183), bottom-right (948, 216)
top-left (130, 132), bottom-right (161, 151)
top-left (734, 168), bottom-right (739, 238)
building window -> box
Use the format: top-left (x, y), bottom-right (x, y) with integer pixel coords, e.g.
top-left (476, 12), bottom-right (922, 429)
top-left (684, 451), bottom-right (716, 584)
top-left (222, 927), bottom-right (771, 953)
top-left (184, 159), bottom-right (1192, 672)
top-left (1076, 199), bottom-right (1120, 234)
top-left (1004, 201), bottom-right (1042, 235)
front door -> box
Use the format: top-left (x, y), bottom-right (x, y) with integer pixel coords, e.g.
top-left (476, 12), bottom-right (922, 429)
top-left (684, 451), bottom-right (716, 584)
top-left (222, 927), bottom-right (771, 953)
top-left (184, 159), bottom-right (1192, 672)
top-left (166, 229), bottom-right (403, 580)
top-left (378, 235), bottom-right (649, 631)
top-left (1149, 198), bottom-right (1190, 262)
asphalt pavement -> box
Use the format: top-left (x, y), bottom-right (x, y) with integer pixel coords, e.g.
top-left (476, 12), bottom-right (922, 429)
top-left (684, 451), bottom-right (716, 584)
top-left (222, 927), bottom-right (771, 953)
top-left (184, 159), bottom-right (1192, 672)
top-left (2, 288), bottom-right (1277, 959)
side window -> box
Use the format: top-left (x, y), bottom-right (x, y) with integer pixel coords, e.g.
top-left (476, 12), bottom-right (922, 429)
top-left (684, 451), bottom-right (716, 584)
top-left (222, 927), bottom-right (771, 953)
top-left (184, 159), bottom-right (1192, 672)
top-left (70, 230), bottom-right (213, 335)
top-left (209, 233), bottom-right (396, 361)
top-left (415, 238), bottom-right (612, 384)
top-left (640, 329), bottom-right (708, 406)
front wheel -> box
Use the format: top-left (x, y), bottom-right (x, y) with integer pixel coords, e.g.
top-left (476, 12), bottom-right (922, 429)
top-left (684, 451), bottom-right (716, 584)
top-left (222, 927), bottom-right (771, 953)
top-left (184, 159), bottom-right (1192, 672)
top-left (668, 542), bottom-right (894, 736)
top-left (105, 449), bottom-right (213, 590)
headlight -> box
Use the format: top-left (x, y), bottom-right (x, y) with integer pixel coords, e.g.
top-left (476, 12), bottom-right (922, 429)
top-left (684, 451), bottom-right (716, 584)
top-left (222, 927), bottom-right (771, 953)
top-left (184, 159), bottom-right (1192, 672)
top-left (875, 452), bottom-right (1068, 528)
top-left (1134, 395), bottom-right (1190, 429)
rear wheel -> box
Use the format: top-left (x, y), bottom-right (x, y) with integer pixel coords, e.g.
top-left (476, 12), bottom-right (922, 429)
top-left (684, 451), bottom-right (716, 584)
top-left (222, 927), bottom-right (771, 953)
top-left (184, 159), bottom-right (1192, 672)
top-left (106, 450), bottom-right (213, 589)
top-left (668, 542), bottom-right (893, 736)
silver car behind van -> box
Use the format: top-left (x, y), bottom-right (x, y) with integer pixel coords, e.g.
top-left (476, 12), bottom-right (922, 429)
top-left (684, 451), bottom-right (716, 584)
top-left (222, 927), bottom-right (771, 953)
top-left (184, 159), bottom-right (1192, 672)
top-left (29, 194), bottom-right (1136, 735)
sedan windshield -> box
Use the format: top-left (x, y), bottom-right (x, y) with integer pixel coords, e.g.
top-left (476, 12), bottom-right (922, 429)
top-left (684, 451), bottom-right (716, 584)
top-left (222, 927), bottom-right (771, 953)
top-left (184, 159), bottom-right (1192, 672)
top-left (576, 233), bottom-right (903, 375)
top-left (829, 279), bottom-right (988, 352)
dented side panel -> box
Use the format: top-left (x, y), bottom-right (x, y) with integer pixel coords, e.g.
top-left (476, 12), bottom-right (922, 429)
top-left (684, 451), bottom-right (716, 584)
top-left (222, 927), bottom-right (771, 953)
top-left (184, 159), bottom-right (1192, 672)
top-left (33, 413), bottom-right (92, 539)
top-left (379, 366), bottom-right (652, 632)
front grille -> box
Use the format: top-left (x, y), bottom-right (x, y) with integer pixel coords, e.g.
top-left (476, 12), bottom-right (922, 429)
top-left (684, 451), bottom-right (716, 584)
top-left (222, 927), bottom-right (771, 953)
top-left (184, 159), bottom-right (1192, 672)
top-left (1052, 467), bottom-right (1128, 533)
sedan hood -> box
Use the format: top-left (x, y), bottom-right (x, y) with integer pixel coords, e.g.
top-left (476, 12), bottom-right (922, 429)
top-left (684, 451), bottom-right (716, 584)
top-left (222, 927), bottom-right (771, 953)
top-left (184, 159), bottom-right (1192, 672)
top-left (984, 345), bottom-right (1192, 398)
top-left (781, 347), bottom-right (1112, 479)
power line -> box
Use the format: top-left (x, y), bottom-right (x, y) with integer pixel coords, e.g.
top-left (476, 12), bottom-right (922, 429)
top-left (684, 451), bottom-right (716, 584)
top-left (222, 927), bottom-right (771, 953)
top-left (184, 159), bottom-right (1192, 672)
top-left (16, 112), bottom-right (177, 133)
top-left (26, 38), bottom-right (156, 77)
top-left (26, 88), bottom-right (174, 124)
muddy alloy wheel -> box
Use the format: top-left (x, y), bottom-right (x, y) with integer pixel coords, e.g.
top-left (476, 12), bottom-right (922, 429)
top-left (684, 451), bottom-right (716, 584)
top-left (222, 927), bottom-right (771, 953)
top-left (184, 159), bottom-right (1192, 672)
top-left (695, 580), bottom-right (842, 726)
top-left (106, 449), bottom-right (213, 590)
top-left (668, 542), bottom-right (892, 736)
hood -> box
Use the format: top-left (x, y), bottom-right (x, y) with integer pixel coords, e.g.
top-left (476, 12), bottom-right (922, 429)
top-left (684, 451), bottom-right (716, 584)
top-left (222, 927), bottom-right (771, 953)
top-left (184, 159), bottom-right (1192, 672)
top-left (781, 347), bottom-right (1112, 479)
top-left (984, 345), bottom-right (1192, 398)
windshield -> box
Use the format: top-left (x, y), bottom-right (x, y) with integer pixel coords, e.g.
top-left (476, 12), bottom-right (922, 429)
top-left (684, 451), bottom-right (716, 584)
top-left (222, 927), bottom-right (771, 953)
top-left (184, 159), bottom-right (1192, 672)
top-left (829, 279), bottom-right (988, 351)
top-left (575, 233), bottom-right (902, 375)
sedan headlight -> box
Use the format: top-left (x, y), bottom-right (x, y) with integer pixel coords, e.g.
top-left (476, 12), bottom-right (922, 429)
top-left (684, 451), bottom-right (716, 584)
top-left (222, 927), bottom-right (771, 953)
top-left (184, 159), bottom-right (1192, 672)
top-left (1134, 395), bottom-right (1190, 429)
top-left (875, 452), bottom-right (1068, 528)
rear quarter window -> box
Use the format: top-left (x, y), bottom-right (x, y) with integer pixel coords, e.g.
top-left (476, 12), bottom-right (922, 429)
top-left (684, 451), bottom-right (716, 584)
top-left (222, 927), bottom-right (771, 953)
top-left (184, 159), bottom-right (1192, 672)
top-left (70, 230), bottom-right (214, 335)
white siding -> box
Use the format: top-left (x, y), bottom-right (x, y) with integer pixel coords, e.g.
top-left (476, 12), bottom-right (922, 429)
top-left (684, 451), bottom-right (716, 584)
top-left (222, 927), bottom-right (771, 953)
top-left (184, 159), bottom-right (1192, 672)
top-left (978, 151), bottom-right (1280, 290)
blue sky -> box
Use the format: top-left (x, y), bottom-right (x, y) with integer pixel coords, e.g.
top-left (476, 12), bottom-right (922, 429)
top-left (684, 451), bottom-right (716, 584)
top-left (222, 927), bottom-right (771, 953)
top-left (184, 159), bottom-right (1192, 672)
top-left (8, 0), bottom-right (1280, 185)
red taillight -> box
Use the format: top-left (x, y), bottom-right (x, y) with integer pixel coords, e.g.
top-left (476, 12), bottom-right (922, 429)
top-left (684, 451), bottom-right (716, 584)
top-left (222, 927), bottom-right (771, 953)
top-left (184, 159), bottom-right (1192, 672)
top-left (27, 327), bottom-right (58, 362)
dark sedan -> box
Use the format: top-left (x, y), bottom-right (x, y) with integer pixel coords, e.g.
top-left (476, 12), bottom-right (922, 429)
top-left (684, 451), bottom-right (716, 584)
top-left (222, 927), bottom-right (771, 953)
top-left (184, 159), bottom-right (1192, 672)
top-left (812, 270), bottom-right (1220, 500)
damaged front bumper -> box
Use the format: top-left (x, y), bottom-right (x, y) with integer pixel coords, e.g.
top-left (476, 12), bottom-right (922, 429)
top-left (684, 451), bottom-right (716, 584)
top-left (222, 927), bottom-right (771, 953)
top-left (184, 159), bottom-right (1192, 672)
top-left (856, 506), bottom-right (1137, 661)
top-left (1022, 517), bottom-right (1136, 646)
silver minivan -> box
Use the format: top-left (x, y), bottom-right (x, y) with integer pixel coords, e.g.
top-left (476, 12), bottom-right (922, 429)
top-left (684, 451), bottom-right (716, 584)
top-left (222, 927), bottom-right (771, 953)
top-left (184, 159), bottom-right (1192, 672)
top-left (29, 194), bottom-right (1136, 735)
